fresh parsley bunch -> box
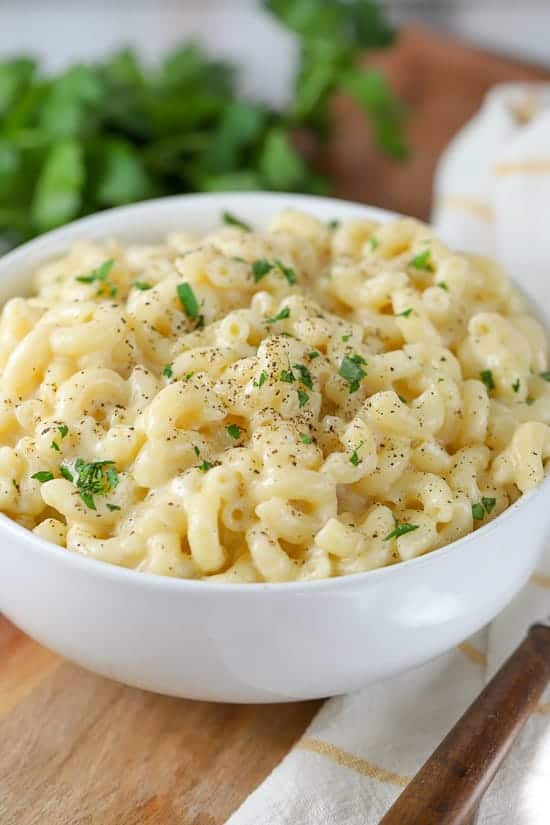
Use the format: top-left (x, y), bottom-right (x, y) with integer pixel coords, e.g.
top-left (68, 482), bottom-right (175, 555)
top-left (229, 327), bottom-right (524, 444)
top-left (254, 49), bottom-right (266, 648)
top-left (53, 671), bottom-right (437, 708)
top-left (0, 0), bottom-right (406, 247)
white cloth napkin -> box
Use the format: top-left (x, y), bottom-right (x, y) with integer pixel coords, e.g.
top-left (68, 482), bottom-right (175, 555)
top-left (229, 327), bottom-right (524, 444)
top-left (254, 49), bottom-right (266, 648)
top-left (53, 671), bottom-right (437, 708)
top-left (227, 84), bottom-right (550, 825)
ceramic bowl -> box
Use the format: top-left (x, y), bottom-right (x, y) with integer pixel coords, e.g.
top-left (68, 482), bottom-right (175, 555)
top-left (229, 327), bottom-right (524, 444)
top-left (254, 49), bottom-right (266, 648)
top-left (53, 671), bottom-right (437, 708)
top-left (0, 192), bottom-right (548, 702)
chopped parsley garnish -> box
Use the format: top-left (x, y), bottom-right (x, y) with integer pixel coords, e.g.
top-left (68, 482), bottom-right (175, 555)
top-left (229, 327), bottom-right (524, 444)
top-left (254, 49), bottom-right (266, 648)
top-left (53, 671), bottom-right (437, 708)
top-left (280, 368), bottom-right (295, 383)
top-left (51, 440), bottom-right (60, 452)
top-left (132, 281), bottom-right (152, 291)
top-left (275, 259), bottom-right (297, 285)
top-left (297, 389), bottom-right (309, 408)
top-left (482, 497), bottom-right (496, 514)
top-left (107, 503), bottom-right (121, 511)
top-left (472, 502), bottom-right (485, 521)
top-left (162, 363), bottom-right (173, 378)
top-left (349, 441), bottom-right (364, 466)
top-left (31, 470), bottom-right (54, 483)
top-left (480, 369), bottom-right (495, 392)
top-left (540, 371), bottom-right (550, 382)
top-left (76, 259), bottom-right (114, 285)
top-left (299, 433), bottom-right (313, 444)
top-left (266, 307), bottom-right (290, 324)
top-left (252, 259), bottom-right (274, 282)
top-left (308, 350), bottom-right (320, 359)
top-left (193, 446), bottom-right (200, 457)
top-left (384, 522), bottom-right (419, 541)
top-left (71, 459), bottom-right (119, 510)
top-left (369, 237), bottom-right (379, 250)
top-left (58, 424), bottom-right (68, 439)
top-left (526, 396), bottom-right (535, 406)
top-left (60, 465), bottom-right (73, 482)
top-left (293, 363), bottom-right (313, 389)
top-left (342, 334), bottom-right (351, 342)
top-left (198, 460), bottom-right (214, 472)
top-left (338, 354), bottom-right (366, 393)
top-left (177, 282), bottom-right (200, 318)
top-left (437, 281), bottom-right (448, 291)
top-left (396, 308), bottom-right (413, 318)
top-left (328, 219), bottom-right (340, 229)
top-left (222, 211), bottom-right (251, 231)
top-left (185, 372), bottom-right (194, 381)
top-left (409, 249), bottom-right (434, 271)
top-left (512, 378), bottom-right (520, 393)
top-left (253, 370), bottom-right (268, 388)
top-left (227, 424), bottom-right (241, 440)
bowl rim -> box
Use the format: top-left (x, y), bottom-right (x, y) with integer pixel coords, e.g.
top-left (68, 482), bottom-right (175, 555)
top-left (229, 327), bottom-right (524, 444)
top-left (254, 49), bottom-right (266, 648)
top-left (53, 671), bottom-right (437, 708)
top-left (0, 190), bottom-right (547, 594)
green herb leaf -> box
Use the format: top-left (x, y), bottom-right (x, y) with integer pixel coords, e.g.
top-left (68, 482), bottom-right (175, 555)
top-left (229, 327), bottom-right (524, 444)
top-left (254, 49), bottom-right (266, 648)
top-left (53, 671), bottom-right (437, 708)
top-left (58, 424), bottom-right (69, 439)
top-left (266, 306), bottom-right (290, 324)
top-left (31, 470), bottom-right (54, 483)
top-left (222, 211), bottom-right (251, 231)
top-left (51, 440), bottom-right (60, 452)
top-left (369, 237), bottom-right (379, 250)
top-left (177, 282), bottom-right (200, 318)
top-left (252, 259), bottom-right (274, 282)
top-left (60, 465), bottom-right (73, 482)
top-left (308, 350), bottom-right (320, 359)
top-left (384, 522), bottom-right (419, 541)
top-left (540, 371), bottom-right (550, 382)
top-left (227, 424), bottom-right (241, 439)
top-left (338, 353), bottom-right (366, 393)
top-left (76, 259), bottom-right (114, 284)
top-left (472, 502), bottom-right (485, 521)
top-left (482, 496), bottom-right (496, 514)
top-left (253, 370), bottom-right (268, 388)
top-left (31, 139), bottom-right (84, 233)
top-left (396, 308), bottom-right (413, 318)
top-left (71, 458), bottom-right (118, 510)
top-left (292, 363), bottom-right (313, 389)
top-left (280, 368), bottom-right (295, 384)
top-left (342, 334), bottom-right (351, 342)
top-left (299, 432), bottom-right (313, 444)
top-left (198, 460), bottom-right (214, 472)
top-left (297, 389), bottom-right (309, 408)
top-left (526, 396), bottom-right (535, 406)
top-left (162, 363), bottom-right (173, 378)
top-left (437, 281), bottom-right (448, 291)
top-left (409, 249), bottom-right (434, 271)
top-left (133, 281), bottom-right (152, 291)
top-left (275, 259), bottom-right (297, 285)
top-left (349, 441), bottom-right (364, 466)
top-left (328, 219), bottom-right (340, 230)
top-left (512, 378), bottom-right (520, 393)
top-left (107, 503), bottom-right (121, 511)
top-left (480, 370), bottom-right (495, 392)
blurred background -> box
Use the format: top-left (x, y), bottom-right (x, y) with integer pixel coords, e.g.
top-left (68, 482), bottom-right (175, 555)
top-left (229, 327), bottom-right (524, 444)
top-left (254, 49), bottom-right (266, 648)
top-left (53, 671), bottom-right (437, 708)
top-left (1, 0), bottom-right (549, 247)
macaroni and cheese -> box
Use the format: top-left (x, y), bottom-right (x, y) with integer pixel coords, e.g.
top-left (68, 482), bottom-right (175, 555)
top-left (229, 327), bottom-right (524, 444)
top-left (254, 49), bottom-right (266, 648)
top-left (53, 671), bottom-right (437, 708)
top-left (0, 210), bottom-right (548, 582)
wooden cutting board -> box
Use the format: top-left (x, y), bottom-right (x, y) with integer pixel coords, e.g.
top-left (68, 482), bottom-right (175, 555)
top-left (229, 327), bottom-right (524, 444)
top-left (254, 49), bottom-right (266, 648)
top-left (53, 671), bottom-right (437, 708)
top-left (1, 26), bottom-right (549, 825)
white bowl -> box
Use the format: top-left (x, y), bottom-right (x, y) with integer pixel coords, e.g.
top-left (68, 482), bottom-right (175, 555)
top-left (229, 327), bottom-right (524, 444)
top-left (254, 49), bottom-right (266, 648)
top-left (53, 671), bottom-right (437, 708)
top-left (0, 192), bottom-right (548, 703)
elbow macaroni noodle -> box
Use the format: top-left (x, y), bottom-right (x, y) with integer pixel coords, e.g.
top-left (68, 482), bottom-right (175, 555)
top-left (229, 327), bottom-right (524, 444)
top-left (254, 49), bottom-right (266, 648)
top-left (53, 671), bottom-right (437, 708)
top-left (0, 210), bottom-right (549, 582)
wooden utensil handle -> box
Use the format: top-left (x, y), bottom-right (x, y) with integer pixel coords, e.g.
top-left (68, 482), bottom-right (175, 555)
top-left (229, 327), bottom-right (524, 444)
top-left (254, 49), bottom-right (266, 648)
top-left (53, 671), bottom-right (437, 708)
top-left (379, 622), bottom-right (550, 825)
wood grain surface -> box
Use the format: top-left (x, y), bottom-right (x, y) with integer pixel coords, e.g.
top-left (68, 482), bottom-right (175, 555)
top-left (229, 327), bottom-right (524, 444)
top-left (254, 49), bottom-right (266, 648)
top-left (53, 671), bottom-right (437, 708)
top-left (1, 26), bottom-right (549, 825)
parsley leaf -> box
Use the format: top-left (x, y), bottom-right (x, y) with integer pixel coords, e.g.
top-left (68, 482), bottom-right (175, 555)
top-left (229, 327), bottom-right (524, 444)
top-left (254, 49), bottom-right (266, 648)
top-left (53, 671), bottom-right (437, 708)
top-left (480, 370), bottom-right (495, 392)
top-left (342, 334), bottom-right (351, 342)
top-left (51, 440), bottom-right (60, 452)
top-left (384, 522), bottom-right (419, 541)
top-left (253, 370), bottom-right (268, 388)
top-left (162, 363), bottom-right (173, 378)
top-left (299, 432), bottom-right (313, 444)
top-left (60, 465), bottom-right (73, 482)
top-left (472, 502), bottom-right (485, 521)
top-left (349, 441), bottom-right (364, 466)
top-left (177, 282), bottom-right (200, 318)
top-left (369, 237), bottom-right (379, 250)
top-left (76, 259), bottom-right (114, 284)
top-left (409, 249), bottom-right (434, 271)
top-left (280, 368), bottom-right (295, 383)
top-left (292, 363), bottom-right (313, 389)
top-left (132, 281), bottom-right (152, 290)
top-left (72, 458), bottom-right (119, 510)
top-left (297, 389), bottom-right (309, 408)
top-left (31, 470), bottom-right (54, 483)
top-left (307, 350), bottom-right (320, 359)
top-left (437, 281), bottom-right (448, 291)
top-left (275, 259), bottom-right (297, 285)
top-left (198, 460), bottom-right (214, 472)
top-left (58, 424), bottom-right (68, 439)
top-left (540, 371), bottom-right (550, 382)
top-left (266, 307), bottom-right (290, 324)
top-left (223, 211), bottom-right (251, 231)
top-left (512, 378), bottom-right (520, 393)
top-left (338, 354), bottom-right (366, 393)
top-left (396, 308), bottom-right (413, 318)
top-left (227, 424), bottom-right (241, 439)
top-left (328, 219), bottom-right (340, 230)
top-left (252, 259), bottom-right (274, 282)
top-left (107, 503), bottom-right (121, 511)
top-left (482, 496), bottom-right (496, 514)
